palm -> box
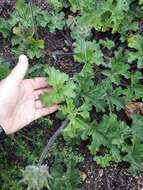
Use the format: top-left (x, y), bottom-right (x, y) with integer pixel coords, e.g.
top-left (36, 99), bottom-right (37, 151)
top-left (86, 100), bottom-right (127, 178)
top-left (0, 55), bottom-right (58, 134)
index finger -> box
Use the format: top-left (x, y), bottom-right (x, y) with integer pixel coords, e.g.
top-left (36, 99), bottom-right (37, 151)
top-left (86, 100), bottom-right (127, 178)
top-left (35, 105), bottom-right (59, 120)
top-left (26, 77), bottom-right (51, 90)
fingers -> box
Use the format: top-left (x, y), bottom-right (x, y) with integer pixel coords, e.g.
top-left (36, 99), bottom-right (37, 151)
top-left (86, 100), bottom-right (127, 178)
top-left (35, 105), bottom-right (58, 120)
top-left (27, 77), bottom-right (50, 90)
top-left (35, 100), bottom-right (44, 109)
top-left (34, 88), bottom-right (53, 100)
top-left (7, 55), bottom-right (29, 84)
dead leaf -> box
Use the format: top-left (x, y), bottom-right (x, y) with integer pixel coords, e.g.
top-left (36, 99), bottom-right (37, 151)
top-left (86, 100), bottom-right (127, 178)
top-left (63, 47), bottom-right (69, 52)
top-left (125, 101), bottom-right (143, 117)
top-left (98, 169), bottom-right (103, 177)
top-left (12, 25), bottom-right (21, 34)
top-left (79, 170), bottom-right (87, 181)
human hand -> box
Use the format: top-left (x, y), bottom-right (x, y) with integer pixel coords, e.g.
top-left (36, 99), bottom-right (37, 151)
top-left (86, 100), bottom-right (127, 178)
top-left (0, 55), bottom-right (58, 135)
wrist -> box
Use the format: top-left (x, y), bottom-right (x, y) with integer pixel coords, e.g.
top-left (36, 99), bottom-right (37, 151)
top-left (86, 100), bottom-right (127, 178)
top-left (0, 120), bottom-right (9, 135)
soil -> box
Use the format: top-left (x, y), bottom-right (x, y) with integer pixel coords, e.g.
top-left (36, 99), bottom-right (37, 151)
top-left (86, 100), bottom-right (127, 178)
top-left (1, 1), bottom-right (143, 190)
top-left (79, 158), bottom-right (143, 190)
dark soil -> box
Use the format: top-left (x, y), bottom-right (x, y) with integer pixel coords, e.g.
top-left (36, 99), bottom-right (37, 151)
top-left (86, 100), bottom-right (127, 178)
top-left (1, 1), bottom-right (143, 190)
top-left (0, 0), bottom-right (15, 19)
top-left (79, 157), bottom-right (143, 190)
top-left (38, 28), bottom-right (82, 76)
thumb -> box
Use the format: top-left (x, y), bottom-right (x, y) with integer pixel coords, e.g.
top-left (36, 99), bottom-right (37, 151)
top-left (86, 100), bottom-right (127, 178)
top-left (7, 55), bottom-right (29, 84)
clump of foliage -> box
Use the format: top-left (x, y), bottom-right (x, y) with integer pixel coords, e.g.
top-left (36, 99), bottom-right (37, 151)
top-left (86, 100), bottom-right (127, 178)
top-left (21, 165), bottom-right (52, 190)
top-left (1, 0), bottom-right (143, 189)
top-left (0, 125), bottom-right (45, 190)
top-left (0, 0), bottom-right (45, 58)
top-left (0, 0), bottom-right (65, 59)
top-left (40, 67), bottom-right (76, 106)
top-left (49, 145), bottom-right (83, 190)
top-left (39, 0), bottom-right (143, 174)
top-left (21, 145), bottom-right (83, 190)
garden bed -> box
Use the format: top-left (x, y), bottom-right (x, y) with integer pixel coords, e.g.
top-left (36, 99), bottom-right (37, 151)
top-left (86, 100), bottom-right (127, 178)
top-left (1, 0), bottom-right (143, 190)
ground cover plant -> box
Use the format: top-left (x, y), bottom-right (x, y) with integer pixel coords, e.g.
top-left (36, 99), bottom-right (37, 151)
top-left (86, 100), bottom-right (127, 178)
top-left (1, 0), bottom-right (143, 189)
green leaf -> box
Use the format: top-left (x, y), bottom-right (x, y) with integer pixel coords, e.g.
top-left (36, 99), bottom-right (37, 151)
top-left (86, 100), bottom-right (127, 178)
top-left (126, 50), bottom-right (138, 63)
top-left (88, 125), bottom-right (109, 154)
top-left (40, 67), bottom-right (76, 107)
top-left (103, 50), bottom-right (130, 85)
top-left (45, 67), bottom-right (69, 88)
top-left (63, 117), bottom-right (89, 138)
top-left (21, 165), bottom-right (52, 190)
top-left (48, 0), bottom-right (63, 8)
top-left (16, 0), bottom-right (25, 9)
top-left (69, 16), bottom-right (91, 40)
top-left (139, 0), bottom-right (143, 5)
top-left (0, 58), bottom-right (10, 80)
top-left (12, 35), bottom-right (44, 59)
top-left (48, 11), bottom-right (65, 32)
top-left (15, 0), bottom-right (33, 29)
top-left (31, 39), bottom-right (44, 49)
top-left (94, 154), bottom-right (112, 168)
top-left (99, 39), bottom-right (115, 50)
top-left (124, 137), bottom-right (143, 174)
top-left (68, 0), bottom-right (80, 12)
top-left (123, 72), bottom-right (143, 101)
top-left (0, 19), bottom-right (11, 38)
top-left (89, 80), bottom-right (125, 111)
top-left (74, 40), bottom-right (103, 65)
top-left (127, 35), bottom-right (143, 68)
top-left (36, 11), bottom-right (51, 28)
top-left (89, 114), bottom-right (130, 157)
top-left (110, 146), bottom-right (122, 162)
top-left (128, 35), bottom-right (143, 51)
top-left (131, 114), bottom-right (143, 139)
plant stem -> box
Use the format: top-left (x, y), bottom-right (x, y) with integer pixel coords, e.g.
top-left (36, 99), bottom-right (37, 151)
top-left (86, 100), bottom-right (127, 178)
top-left (38, 119), bottom-right (69, 166)
top-left (29, 0), bottom-right (39, 39)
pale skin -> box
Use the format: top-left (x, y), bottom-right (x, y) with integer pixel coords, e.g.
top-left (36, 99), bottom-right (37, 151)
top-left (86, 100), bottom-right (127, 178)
top-left (0, 55), bottom-right (58, 135)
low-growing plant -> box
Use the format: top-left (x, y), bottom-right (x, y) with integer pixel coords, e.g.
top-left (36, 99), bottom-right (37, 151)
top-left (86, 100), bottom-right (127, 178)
top-left (0, 19), bottom-right (11, 38)
top-left (48, 145), bottom-right (83, 190)
top-left (40, 67), bottom-right (76, 106)
top-left (127, 35), bottom-right (143, 68)
top-left (10, 0), bottom-right (45, 58)
top-left (21, 144), bottom-right (83, 190)
top-left (0, 125), bottom-right (45, 189)
top-left (35, 117), bottom-right (54, 127)
top-left (39, 0), bottom-right (143, 174)
top-left (0, 0), bottom-right (65, 59)
top-left (1, 1), bottom-right (143, 190)
top-left (21, 165), bottom-right (52, 190)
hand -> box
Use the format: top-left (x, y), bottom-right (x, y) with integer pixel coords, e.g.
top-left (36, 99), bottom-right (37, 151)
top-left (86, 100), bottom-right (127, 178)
top-left (0, 55), bottom-right (58, 135)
